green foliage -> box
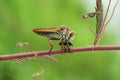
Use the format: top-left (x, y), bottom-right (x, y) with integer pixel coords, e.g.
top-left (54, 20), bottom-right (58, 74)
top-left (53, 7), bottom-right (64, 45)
top-left (0, 0), bottom-right (120, 80)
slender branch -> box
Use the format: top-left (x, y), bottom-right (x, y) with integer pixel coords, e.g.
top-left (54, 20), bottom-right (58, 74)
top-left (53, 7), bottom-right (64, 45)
top-left (0, 45), bottom-right (120, 61)
top-left (93, 0), bottom-right (103, 46)
top-left (93, 0), bottom-right (118, 46)
top-left (105, 0), bottom-right (119, 26)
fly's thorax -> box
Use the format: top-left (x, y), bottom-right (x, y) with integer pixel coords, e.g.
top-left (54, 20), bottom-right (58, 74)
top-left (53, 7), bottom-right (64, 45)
top-left (57, 25), bottom-right (75, 42)
top-left (57, 25), bottom-right (69, 34)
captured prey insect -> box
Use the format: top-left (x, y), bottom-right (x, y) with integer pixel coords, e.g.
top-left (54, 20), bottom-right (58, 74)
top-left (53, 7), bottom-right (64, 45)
top-left (32, 25), bottom-right (75, 54)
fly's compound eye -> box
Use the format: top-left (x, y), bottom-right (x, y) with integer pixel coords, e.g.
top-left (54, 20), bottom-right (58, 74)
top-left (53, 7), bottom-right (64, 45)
top-left (70, 32), bottom-right (75, 37)
top-left (68, 32), bottom-right (75, 40)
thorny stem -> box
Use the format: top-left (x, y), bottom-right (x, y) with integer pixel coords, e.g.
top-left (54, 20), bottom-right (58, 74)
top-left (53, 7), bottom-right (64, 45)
top-left (0, 46), bottom-right (120, 61)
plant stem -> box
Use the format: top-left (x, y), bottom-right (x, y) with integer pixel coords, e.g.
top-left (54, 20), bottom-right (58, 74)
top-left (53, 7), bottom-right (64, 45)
top-left (0, 45), bottom-right (120, 61)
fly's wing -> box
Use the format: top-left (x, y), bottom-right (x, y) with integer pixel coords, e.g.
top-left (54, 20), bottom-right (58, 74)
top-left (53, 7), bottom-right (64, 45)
top-left (32, 28), bottom-right (61, 40)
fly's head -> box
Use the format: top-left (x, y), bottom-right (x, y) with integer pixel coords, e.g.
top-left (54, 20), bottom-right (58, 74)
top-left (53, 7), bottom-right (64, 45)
top-left (57, 25), bottom-right (75, 48)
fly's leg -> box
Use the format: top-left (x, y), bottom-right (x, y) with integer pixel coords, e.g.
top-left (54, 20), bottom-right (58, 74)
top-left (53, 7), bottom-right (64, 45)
top-left (67, 45), bottom-right (70, 52)
top-left (59, 42), bottom-right (64, 54)
top-left (66, 42), bottom-right (70, 52)
top-left (66, 41), bottom-right (73, 53)
top-left (59, 42), bottom-right (67, 53)
top-left (63, 46), bottom-right (67, 53)
top-left (47, 38), bottom-right (53, 55)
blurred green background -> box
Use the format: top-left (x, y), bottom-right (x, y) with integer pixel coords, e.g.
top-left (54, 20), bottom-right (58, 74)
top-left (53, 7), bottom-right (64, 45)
top-left (0, 0), bottom-right (120, 80)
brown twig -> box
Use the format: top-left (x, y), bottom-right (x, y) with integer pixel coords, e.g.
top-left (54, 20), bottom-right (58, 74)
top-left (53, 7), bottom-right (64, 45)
top-left (93, 0), bottom-right (118, 46)
top-left (0, 45), bottom-right (120, 61)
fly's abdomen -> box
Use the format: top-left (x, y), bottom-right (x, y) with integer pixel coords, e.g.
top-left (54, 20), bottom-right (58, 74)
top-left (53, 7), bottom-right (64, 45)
top-left (33, 31), bottom-right (56, 37)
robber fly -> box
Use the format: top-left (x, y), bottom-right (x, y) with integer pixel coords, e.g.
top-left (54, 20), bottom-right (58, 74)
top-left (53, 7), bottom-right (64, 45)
top-left (32, 25), bottom-right (75, 54)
